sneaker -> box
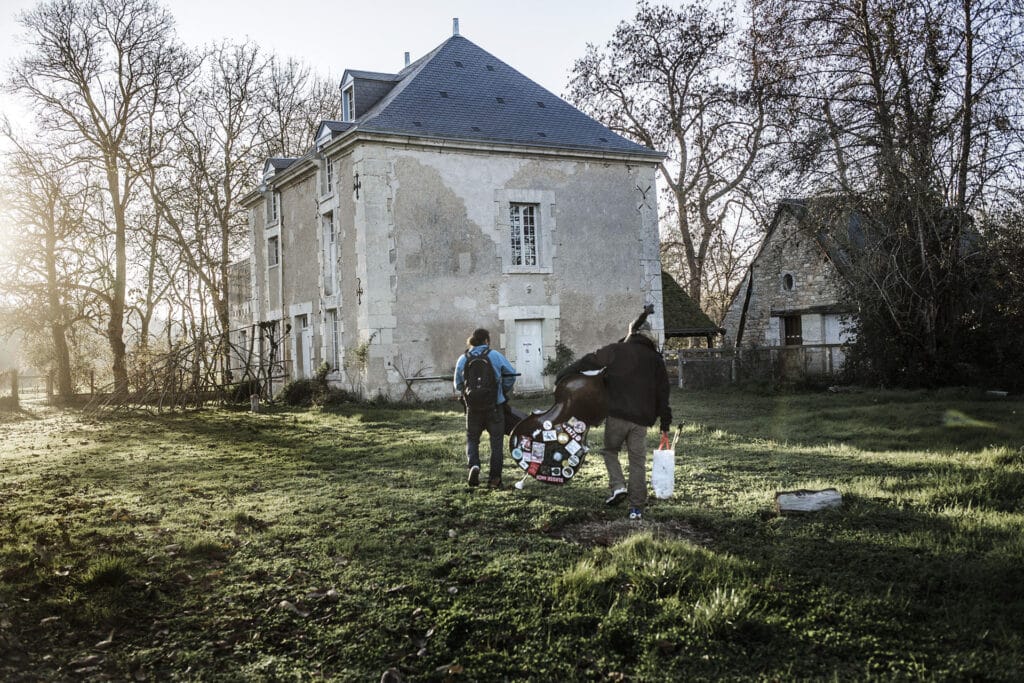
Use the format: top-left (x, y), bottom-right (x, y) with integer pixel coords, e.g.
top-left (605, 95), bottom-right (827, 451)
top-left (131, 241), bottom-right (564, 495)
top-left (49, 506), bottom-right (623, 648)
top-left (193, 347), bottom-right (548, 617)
top-left (605, 488), bottom-right (627, 506)
top-left (629, 508), bottom-right (643, 521)
top-left (467, 465), bottom-right (480, 487)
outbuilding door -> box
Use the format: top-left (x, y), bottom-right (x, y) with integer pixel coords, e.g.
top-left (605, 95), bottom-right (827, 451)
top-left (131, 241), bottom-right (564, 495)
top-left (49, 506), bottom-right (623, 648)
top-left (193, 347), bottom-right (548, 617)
top-left (515, 319), bottom-right (544, 391)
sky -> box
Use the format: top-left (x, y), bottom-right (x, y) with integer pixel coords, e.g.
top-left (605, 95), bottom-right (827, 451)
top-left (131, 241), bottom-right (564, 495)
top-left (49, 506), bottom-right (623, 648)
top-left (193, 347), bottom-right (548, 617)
top-left (0, 0), bottom-right (641, 128)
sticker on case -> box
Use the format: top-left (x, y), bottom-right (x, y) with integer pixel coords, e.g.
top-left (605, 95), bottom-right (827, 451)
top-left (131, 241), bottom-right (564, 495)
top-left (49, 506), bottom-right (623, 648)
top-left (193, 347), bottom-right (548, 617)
top-left (564, 440), bottom-right (581, 456)
top-left (542, 430), bottom-right (558, 442)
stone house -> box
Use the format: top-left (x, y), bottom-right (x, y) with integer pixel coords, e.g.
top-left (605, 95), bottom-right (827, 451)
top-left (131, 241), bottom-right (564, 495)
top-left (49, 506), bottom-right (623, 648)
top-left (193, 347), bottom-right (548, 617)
top-left (721, 200), bottom-right (857, 375)
top-left (232, 24), bottom-right (665, 399)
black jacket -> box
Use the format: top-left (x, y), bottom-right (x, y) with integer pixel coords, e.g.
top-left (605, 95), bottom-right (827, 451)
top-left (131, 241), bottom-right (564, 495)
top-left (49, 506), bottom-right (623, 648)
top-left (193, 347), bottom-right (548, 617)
top-left (557, 334), bottom-right (672, 432)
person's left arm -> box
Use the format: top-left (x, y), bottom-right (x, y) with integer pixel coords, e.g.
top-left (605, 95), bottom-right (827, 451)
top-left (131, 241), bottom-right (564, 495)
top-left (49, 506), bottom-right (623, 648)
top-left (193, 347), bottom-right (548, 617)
top-left (494, 351), bottom-right (517, 394)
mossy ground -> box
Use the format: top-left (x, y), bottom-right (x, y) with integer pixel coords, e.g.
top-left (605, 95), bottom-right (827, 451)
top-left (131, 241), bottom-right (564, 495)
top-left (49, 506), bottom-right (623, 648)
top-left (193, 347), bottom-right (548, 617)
top-left (1, 387), bottom-right (1022, 681)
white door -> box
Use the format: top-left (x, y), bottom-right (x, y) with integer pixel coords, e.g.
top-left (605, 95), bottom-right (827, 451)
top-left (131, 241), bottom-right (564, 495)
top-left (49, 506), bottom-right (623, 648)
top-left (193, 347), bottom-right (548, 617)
top-left (294, 314), bottom-right (314, 379)
top-left (515, 319), bottom-right (544, 390)
top-left (301, 325), bottom-right (314, 378)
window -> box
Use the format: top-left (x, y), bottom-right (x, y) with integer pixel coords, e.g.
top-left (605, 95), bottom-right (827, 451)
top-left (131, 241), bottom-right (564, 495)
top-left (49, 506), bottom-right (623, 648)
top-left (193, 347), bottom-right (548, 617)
top-left (265, 192), bottom-right (279, 224)
top-left (509, 203), bottom-right (538, 267)
top-left (782, 273), bottom-right (794, 291)
top-left (322, 213), bottom-right (336, 296)
top-left (326, 309), bottom-right (340, 371)
top-left (320, 158), bottom-right (334, 195)
top-left (342, 86), bottom-right (354, 122)
top-left (268, 236), bottom-right (280, 267)
top-left (498, 191), bottom-right (553, 274)
top-left (782, 315), bottom-right (803, 346)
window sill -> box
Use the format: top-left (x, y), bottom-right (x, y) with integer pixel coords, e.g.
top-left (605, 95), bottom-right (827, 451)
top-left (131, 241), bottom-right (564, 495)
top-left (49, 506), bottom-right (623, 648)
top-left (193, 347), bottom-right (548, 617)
top-left (503, 266), bottom-right (553, 275)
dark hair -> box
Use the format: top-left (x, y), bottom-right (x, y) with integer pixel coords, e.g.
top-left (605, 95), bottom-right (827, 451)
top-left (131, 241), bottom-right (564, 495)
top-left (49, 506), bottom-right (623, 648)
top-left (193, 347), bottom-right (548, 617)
top-left (467, 328), bottom-right (490, 348)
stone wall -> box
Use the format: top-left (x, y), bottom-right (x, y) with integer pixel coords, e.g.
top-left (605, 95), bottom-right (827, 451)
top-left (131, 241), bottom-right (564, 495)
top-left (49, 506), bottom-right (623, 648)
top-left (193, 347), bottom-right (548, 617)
top-left (722, 210), bottom-right (846, 349)
top-left (245, 141), bottom-right (664, 399)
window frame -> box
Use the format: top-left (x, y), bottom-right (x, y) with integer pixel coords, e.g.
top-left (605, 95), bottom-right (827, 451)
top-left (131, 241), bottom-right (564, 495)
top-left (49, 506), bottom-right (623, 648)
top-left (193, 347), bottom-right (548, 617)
top-left (265, 191), bottom-right (279, 226)
top-left (342, 86), bottom-right (355, 122)
top-left (509, 203), bottom-right (539, 268)
top-left (320, 157), bottom-right (334, 196)
top-left (326, 308), bottom-right (341, 372)
top-left (496, 190), bottom-right (554, 275)
top-left (782, 315), bottom-right (803, 346)
top-left (267, 235), bottom-right (280, 268)
top-left (321, 212), bottom-right (337, 296)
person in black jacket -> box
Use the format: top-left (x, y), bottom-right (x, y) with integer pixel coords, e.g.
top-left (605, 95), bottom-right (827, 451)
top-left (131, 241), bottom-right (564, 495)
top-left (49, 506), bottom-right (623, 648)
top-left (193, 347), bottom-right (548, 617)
top-left (557, 305), bottom-right (672, 520)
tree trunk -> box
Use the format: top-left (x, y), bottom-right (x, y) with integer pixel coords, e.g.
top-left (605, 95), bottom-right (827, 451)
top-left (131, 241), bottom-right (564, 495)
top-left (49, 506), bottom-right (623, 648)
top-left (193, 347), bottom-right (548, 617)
top-left (106, 163), bottom-right (129, 396)
top-left (44, 219), bottom-right (74, 399)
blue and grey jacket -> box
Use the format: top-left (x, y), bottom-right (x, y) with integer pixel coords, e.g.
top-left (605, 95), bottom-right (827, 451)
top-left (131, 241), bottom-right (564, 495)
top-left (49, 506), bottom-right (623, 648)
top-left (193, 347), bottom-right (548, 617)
top-left (453, 345), bottom-right (517, 404)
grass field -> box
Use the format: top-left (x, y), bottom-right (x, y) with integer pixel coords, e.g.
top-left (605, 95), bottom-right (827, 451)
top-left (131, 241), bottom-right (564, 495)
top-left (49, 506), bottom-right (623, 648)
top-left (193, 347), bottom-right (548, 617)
top-left (1, 387), bottom-right (1022, 681)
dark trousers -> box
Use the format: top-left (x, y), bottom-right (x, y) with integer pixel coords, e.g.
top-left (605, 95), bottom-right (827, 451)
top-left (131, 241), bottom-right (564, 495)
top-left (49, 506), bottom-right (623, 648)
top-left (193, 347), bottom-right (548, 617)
top-left (466, 404), bottom-right (505, 482)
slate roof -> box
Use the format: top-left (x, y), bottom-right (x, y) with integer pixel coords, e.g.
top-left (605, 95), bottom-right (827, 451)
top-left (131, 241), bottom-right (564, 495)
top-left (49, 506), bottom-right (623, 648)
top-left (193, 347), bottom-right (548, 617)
top-left (352, 35), bottom-right (662, 158)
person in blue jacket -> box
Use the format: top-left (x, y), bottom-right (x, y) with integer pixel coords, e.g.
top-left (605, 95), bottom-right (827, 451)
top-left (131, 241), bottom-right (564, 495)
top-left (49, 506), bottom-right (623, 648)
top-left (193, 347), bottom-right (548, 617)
top-left (454, 328), bottom-right (517, 488)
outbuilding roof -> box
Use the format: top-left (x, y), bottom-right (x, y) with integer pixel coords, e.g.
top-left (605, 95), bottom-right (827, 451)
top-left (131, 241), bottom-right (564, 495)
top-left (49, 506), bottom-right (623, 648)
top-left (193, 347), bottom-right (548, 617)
top-left (661, 271), bottom-right (724, 338)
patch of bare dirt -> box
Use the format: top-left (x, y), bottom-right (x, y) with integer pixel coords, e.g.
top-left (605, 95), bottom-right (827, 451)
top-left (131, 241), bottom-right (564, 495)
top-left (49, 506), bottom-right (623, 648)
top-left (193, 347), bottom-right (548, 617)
top-left (551, 518), bottom-right (712, 547)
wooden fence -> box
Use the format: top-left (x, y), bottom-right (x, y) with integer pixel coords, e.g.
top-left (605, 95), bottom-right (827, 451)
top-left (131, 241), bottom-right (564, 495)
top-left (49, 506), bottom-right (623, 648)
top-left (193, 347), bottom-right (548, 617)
top-left (664, 344), bottom-right (848, 388)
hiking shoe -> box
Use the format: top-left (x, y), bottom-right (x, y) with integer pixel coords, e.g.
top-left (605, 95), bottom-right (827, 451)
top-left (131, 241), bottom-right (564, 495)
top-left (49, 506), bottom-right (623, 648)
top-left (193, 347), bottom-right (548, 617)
top-left (487, 478), bottom-right (504, 490)
top-left (629, 508), bottom-right (643, 521)
top-left (467, 465), bottom-right (480, 487)
top-left (605, 488), bottom-right (627, 506)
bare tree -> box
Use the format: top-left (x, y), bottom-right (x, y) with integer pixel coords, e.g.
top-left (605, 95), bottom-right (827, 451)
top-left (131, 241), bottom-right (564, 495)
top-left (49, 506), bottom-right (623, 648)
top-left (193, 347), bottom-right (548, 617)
top-left (143, 41), bottom-right (271, 384)
top-left (753, 0), bottom-right (1024, 383)
top-left (261, 55), bottom-right (338, 157)
top-left (0, 130), bottom-right (94, 398)
top-left (8, 0), bottom-right (194, 394)
top-left (569, 0), bottom-right (782, 312)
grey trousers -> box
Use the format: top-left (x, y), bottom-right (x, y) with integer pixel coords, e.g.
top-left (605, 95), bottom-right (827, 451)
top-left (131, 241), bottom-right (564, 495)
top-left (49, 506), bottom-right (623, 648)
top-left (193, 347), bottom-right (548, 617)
top-left (600, 415), bottom-right (648, 509)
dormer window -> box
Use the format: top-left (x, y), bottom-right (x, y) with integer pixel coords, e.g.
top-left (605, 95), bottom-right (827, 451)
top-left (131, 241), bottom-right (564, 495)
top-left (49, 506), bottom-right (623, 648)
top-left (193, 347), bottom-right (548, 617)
top-left (342, 86), bottom-right (355, 122)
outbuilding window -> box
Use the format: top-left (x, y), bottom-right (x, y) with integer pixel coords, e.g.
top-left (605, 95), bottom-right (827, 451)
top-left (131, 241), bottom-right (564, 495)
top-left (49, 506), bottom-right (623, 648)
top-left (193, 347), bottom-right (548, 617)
top-left (782, 315), bottom-right (803, 346)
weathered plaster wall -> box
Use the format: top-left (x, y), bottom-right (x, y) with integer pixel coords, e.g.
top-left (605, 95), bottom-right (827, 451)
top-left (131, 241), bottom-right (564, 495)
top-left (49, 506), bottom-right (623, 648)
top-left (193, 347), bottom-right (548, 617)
top-left (246, 144), bottom-right (664, 399)
top-left (351, 144), bottom-right (662, 399)
top-left (279, 173), bottom-right (321, 316)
